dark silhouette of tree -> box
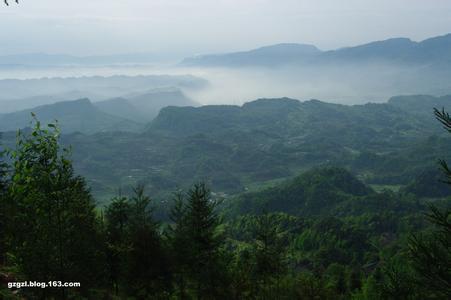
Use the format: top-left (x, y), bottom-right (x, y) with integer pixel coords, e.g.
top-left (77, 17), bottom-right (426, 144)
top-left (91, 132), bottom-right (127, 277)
top-left (126, 185), bottom-right (170, 298)
top-left (104, 195), bottom-right (131, 296)
top-left (167, 192), bottom-right (190, 299)
top-left (185, 183), bottom-right (229, 299)
top-left (104, 186), bottom-right (170, 298)
top-left (168, 183), bottom-right (229, 299)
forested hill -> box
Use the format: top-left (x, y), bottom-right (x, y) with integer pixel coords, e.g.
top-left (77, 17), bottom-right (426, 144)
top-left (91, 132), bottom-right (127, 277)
top-left (149, 96), bottom-right (439, 140)
top-left (0, 98), bottom-right (143, 134)
top-left (0, 88), bottom-right (197, 134)
top-left (1, 94), bottom-right (450, 201)
top-left (53, 94), bottom-right (450, 200)
top-left (227, 167), bottom-right (374, 216)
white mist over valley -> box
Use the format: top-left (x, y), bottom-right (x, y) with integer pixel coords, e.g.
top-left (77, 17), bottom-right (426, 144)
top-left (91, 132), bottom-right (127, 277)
top-left (2, 36), bottom-right (451, 112)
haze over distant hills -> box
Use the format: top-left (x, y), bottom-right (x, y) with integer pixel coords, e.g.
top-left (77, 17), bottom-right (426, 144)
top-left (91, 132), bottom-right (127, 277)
top-left (181, 43), bottom-right (321, 67)
top-left (181, 33), bottom-right (451, 67)
top-left (95, 88), bottom-right (198, 122)
top-left (0, 53), bottom-right (173, 67)
top-left (0, 74), bottom-right (207, 102)
top-left (3, 33), bottom-right (451, 69)
top-left (0, 75), bottom-right (207, 113)
top-left (176, 33), bottom-right (451, 104)
top-left (0, 98), bottom-right (142, 134)
top-left (0, 88), bottom-right (197, 133)
top-left (2, 33), bottom-right (451, 112)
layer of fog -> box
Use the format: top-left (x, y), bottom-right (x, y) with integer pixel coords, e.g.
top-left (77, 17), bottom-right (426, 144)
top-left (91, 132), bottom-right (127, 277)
top-left (178, 62), bottom-right (450, 106)
top-left (0, 62), bottom-right (449, 114)
top-left (179, 65), bottom-right (407, 106)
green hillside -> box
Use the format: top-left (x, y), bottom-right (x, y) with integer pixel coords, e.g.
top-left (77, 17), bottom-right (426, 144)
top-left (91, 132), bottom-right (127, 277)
top-left (1, 94), bottom-right (451, 203)
top-left (48, 94), bottom-right (450, 201)
top-left (0, 98), bottom-right (143, 134)
top-left (228, 167), bottom-right (374, 216)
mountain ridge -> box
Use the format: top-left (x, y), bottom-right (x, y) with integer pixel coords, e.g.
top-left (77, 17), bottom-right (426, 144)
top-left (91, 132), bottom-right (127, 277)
top-left (180, 33), bottom-right (451, 67)
top-left (181, 43), bottom-right (320, 67)
top-left (0, 98), bottom-right (143, 134)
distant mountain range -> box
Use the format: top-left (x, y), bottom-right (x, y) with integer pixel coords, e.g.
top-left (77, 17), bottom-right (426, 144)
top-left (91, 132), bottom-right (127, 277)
top-left (0, 88), bottom-right (197, 133)
top-left (180, 34), bottom-right (451, 67)
top-left (3, 33), bottom-right (451, 69)
top-left (0, 99), bottom-right (142, 134)
top-left (0, 74), bottom-right (207, 104)
top-left (181, 43), bottom-right (321, 67)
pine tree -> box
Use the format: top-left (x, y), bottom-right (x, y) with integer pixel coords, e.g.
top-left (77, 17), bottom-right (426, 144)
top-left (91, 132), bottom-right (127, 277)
top-left (380, 258), bottom-right (416, 300)
top-left (126, 185), bottom-right (170, 298)
top-left (8, 118), bottom-right (104, 298)
top-left (167, 191), bottom-right (190, 299)
top-left (186, 183), bottom-right (228, 299)
top-left (409, 206), bottom-right (451, 298)
top-left (168, 183), bottom-right (229, 299)
top-left (105, 195), bottom-right (131, 295)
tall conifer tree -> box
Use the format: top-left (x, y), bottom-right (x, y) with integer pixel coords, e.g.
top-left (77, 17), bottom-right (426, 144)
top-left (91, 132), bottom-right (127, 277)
top-left (126, 185), bottom-right (170, 298)
top-left (168, 183), bottom-right (229, 299)
top-left (105, 195), bottom-right (131, 295)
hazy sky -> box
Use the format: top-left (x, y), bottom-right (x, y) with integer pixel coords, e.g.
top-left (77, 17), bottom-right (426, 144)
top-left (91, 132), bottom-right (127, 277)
top-left (1, 0), bottom-right (451, 57)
